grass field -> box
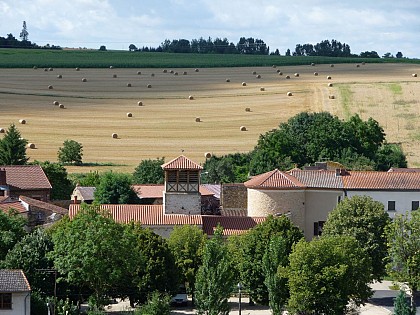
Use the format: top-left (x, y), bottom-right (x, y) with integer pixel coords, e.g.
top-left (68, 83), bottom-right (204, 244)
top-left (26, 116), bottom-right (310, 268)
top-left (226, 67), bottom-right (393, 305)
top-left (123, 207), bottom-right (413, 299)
top-left (0, 55), bottom-right (419, 173)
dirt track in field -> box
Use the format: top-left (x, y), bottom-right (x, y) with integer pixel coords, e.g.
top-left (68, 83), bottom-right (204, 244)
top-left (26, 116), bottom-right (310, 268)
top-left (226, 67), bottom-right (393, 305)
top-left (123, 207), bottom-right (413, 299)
top-left (0, 63), bottom-right (419, 172)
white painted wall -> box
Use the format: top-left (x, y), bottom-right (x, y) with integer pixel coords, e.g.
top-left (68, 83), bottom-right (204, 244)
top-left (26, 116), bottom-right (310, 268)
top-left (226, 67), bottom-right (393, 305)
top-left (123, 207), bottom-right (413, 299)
top-left (3, 292), bottom-right (30, 315)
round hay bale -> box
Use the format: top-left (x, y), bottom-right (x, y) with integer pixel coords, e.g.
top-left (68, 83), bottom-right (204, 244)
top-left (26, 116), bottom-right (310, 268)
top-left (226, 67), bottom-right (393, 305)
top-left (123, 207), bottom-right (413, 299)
top-left (57, 74), bottom-right (62, 79)
top-left (183, 71), bottom-right (187, 75)
top-left (59, 104), bottom-right (65, 109)
top-left (48, 67), bottom-right (53, 71)
top-left (285, 75), bottom-right (290, 79)
top-left (327, 76), bottom-right (332, 80)
top-left (151, 73), bottom-right (155, 77)
top-left (245, 107), bottom-right (251, 112)
top-left (294, 73), bottom-right (299, 77)
top-left (256, 74), bottom-right (261, 79)
top-left (44, 68), bottom-right (48, 72)
top-left (195, 68), bottom-right (199, 72)
top-left (170, 70), bottom-right (174, 74)
top-left (127, 112), bottom-right (133, 117)
top-left (75, 67), bottom-right (80, 71)
top-left (276, 69), bottom-right (281, 73)
top-left (226, 78), bottom-right (230, 82)
top-left (242, 82), bottom-right (247, 86)
top-left (328, 83), bottom-right (333, 87)
top-left (204, 152), bottom-right (212, 159)
top-left (82, 78), bottom-right (87, 82)
top-left (27, 143), bottom-right (36, 149)
top-left (33, 66), bottom-right (38, 70)
top-left (0, 128), bottom-right (5, 133)
top-left (188, 95), bottom-right (194, 100)
top-left (163, 69), bottom-right (168, 73)
top-left (138, 101), bottom-right (143, 106)
top-left (272, 65), bottom-right (277, 68)
top-left (48, 85), bottom-right (53, 89)
top-left (112, 74), bottom-right (117, 78)
top-left (311, 62), bottom-right (315, 66)
top-left (314, 72), bottom-right (318, 76)
top-left (329, 95), bottom-right (335, 99)
top-left (127, 83), bottom-right (132, 87)
top-left (174, 72), bottom-right (178, 75)
top-left (356, 64), bottom-right (360, 68)
top-left (330, 64), bottom-right (334, 67)
top-left (112, 133), bottom-right (118, 139)
top-left (362, 62), bottom-right (366, 65)
top-left (278, 71), bottom-right (283, 75)
top-left (252, 71), bottom-right (257, 75)
top-left (147, 84), bottom-right (152, 88)
top-left (137, 71), bottom-right (141, 75)
top-left (287, 92), bottom-right (293, 96)
top-left (19, 119), bottom-right (26, 124)
top-left (109, 66), bottom-right (114, 69)
top-left (53, 101), bottom-right (59, 106)
top-left (412, 73), bottom-right (418, 77)
top-left (260, 87), bottom-right (265, 91)
top-left (240, 126), bottom-right (247, 131)
top-left (195, 117), bottom-right (201, 122)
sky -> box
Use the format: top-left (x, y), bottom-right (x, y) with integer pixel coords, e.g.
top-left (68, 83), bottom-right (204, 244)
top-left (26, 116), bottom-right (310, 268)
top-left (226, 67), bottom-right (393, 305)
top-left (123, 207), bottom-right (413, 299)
top-left (1, 0), bottom-right (419, 58)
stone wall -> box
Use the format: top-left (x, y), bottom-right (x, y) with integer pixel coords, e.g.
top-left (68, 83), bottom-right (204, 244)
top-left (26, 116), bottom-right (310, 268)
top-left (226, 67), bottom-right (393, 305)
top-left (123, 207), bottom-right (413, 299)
top-left (221, 184), bottom-right (247, 212)
top-left (163, 192), bottom-right (201, 215)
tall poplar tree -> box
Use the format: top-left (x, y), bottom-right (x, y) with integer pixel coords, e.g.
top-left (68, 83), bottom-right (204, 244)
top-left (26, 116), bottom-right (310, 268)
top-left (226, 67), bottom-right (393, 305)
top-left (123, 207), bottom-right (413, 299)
top-left (0, 124), bottom-right (28, 165)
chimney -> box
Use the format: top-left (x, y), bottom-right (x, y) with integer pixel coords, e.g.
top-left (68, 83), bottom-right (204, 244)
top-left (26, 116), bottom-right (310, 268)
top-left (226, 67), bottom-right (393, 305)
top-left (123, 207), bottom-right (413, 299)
top-left (73, 195), bottom-right (78, 204)
top-left (0, 168), bottom-right (6, 186)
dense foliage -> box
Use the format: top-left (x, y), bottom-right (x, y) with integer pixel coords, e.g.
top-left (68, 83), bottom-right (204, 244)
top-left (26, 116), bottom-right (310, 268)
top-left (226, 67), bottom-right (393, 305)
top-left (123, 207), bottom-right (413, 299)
top-left (0, 124), bottom-right (28, 165)
top-left (94, 171), bottom-right (138, 204)
top-left (132, 157), bottom-right (165, 184)
top-left (33, 161), bottom-right (74, 200)
top-left (294, 39), bottom-right (352, 57)
top-left (288, 236), bottom-right (373, 315)
top-left (0, 209), bottom-right (27, 260)
top-left (322, 195), bottom-right (391, 281)
top-left (57, 140), bottom-right (83, 165)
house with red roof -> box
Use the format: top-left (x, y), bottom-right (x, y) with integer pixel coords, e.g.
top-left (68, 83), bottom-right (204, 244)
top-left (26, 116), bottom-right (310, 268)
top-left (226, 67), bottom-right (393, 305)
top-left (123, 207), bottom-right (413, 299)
top-left (245, 167), bottom-right (420, 239)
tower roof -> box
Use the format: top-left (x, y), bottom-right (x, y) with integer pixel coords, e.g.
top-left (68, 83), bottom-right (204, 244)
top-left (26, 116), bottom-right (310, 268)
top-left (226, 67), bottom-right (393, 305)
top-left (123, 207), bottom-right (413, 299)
top-left (161, 155), bottom-right (203, 170)
top-left (244, 169), bottom-right (306, 189)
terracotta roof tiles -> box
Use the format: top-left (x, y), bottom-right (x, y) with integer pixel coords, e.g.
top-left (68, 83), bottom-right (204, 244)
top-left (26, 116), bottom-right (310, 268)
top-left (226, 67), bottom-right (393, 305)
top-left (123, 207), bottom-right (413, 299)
top-left (0, 269), bottom-right (31, 292)
top-left (244, 169), bottom-right (305, 189)
top-left (162, 155), bottom-right (203, 170)
top-left (0, 199), bottom-right (27, 214)
top-left (343, 171), bottom-right (420, 190)
top-left (19, 195), bottom-right (68, 215)
top-left (0, 165), bottom-right (51, 190)
top-left (202, 216), bottom-right (266, 236)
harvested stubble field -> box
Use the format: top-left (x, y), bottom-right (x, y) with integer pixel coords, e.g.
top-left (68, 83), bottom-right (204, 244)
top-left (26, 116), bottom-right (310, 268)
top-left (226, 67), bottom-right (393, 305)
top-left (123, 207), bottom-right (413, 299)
top-left (0, 63), bottom-right (419, 173)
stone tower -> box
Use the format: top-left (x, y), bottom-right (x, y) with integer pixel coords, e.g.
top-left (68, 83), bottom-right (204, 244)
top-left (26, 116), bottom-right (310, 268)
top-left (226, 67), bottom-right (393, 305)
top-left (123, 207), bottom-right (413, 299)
top-left (162, 155), bottom-right (202, 215)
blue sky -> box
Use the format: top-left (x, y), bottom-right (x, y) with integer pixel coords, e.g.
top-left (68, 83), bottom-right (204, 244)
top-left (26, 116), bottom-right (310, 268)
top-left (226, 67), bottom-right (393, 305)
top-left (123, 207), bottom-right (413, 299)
top-left (1, 0), bottom-right (419, 58)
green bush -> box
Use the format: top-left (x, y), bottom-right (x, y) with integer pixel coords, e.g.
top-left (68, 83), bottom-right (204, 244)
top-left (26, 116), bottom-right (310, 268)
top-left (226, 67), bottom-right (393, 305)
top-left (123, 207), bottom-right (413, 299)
top-left (134, 292), bottom-right (170, 315)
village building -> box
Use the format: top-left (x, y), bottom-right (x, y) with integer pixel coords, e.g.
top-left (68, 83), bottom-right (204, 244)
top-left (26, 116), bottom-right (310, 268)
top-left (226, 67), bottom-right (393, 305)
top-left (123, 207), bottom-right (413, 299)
top-left (0, 269), bottom-right (31, 315)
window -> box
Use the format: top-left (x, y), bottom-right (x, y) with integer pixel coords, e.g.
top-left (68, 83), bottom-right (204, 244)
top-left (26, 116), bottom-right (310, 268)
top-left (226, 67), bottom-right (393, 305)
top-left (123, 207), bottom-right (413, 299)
top-left (388, 201), bottom-right (396, 211)
top-left (314, 221), bottom-right (325, 236)
top-left (0, 293), bottom-right (12, 309)
top-left (412, 201), bottom-right (420, 211)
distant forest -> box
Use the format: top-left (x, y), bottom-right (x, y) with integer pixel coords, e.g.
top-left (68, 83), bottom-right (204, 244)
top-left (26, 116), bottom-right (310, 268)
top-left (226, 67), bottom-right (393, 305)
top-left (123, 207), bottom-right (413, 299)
top-left (1, 22), bottom-right (405, 59)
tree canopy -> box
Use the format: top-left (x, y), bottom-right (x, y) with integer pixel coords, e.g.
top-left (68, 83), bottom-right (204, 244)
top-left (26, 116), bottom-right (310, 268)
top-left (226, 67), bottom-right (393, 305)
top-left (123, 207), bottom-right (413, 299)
top-left (94, 171), bottom-right (138, 204)
top-left (0, 209), bottom-right (27, 260)
top-left (322, 195), bottom-right (391, 281)
top-left (132, 157), bottom-right (165, 184)
top-left (33, 161), bottom-right (74, 200)
top-left (57, 139), bottom-right (83, 165)
top-left (0, 124), bottom-right (29, 165)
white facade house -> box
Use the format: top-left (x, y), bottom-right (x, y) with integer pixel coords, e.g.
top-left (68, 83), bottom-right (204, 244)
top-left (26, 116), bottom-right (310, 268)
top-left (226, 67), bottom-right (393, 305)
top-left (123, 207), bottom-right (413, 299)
top-left (0, 270), bottom-right (31, 315)
top-left (245, 168), bottom-right (420, 240)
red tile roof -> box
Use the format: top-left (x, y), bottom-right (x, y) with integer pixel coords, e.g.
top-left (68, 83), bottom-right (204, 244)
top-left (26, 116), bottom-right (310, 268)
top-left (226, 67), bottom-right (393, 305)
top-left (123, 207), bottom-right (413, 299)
top-left (388, 168), bottom-right (420, 173)
top-left (69, 204), bottom-right (203, 226)
top-left (244, 169), bottom-right (306, 189)
top-left (1, 165), bottom-right (51, 190)
top-left (202, 216), bottom-right (266, 236)
top-left (0, 270), bottom-right (31, 292)
top-left (19, 195), bottom-right (68, 215)
top-left (0, 198), bottom-right (27, 214)
top-left (162, 155), bottom-right (203, 170)
top-left (288, 169), bottom-right (344, 189)
top-left (343, 171), bottom-right (420, 190)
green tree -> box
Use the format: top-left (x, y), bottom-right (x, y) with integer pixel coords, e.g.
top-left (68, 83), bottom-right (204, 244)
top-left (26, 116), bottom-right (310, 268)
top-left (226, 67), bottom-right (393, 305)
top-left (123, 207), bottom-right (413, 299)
top-left (168, 225), bottom-right (206, 303)
top-left (94, 171), bottom-right (138, 204)
top-left (0, 123), bottom-right (28, 165)
top-left (288, 236), bottom-right (373, 315)
top-left (57, 140), bottom-right (83, 165)
top-left (134, 292), bottom-right (170, 315)
top-left (195, 227), bottom-right (235, 315)
top-left (393, 290), bottom-right (413, 315)
top-left (376, 143), bottom-right (407, 171)
top-left (262, 235), bottom-right (288, 315)
top-left (132, 157), bottom-right (165, 184)
top-left (128, 225), bottom-right (178, 305)
top-left (33, 161), bottom-right (74, 200)
top-left (322, 195), bottom-right (391, 281)
top-left (237, 215), bottom-right (303, 304)
top-left (68, 171), bottom-right (101, 187)
top-left (0, 209), bottom-right (27, 260)
top-left (2, 229), bottom-right (54, 296)
top-left (49, 204), bottom-right (139, 310)
top-left (203, 153), bottom-right (251, 184)
top-left (386, 211), bottom-right (420, 311)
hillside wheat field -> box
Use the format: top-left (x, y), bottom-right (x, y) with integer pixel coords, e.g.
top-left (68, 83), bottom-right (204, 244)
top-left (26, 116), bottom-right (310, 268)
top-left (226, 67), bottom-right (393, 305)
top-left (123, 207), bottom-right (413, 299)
top-left (0, 62), bottom-right (419, 173)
